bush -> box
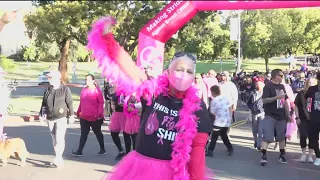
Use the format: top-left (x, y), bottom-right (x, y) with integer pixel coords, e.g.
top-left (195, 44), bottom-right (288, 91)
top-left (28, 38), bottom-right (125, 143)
top-left (0, 55), bottom-right (17, 71)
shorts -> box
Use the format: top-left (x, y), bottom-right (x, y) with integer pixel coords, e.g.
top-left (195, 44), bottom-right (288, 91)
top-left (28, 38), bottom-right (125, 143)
top-left (261, 116), bottom-right (286, 143)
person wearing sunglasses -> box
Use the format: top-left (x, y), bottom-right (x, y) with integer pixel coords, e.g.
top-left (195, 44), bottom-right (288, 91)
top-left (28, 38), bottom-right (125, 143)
top-left (260, 69), bottom-right (292, 166)
top-left (88, 16), bottom-right (213, 179)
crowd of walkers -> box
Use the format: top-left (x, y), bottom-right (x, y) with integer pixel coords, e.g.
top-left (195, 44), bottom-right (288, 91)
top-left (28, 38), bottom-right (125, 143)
top-left (230, 68), bottom-right (320, 166)
top-left (37, 66), bottom-right (320, 169)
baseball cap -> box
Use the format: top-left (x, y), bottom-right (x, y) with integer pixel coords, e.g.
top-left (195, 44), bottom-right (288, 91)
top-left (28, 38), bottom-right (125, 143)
top-left (46, 70), bottom-right (61, 79)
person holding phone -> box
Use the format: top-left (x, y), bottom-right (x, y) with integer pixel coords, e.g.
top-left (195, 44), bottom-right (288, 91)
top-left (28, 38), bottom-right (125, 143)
top-left (72, 74), bottom-right (105, 157)
top-left (260, 69), bottom-right (291, 166)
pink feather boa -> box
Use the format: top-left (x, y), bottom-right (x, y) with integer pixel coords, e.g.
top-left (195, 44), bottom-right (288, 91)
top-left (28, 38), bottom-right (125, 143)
top-left (88, 16), bottom-right (201, 180)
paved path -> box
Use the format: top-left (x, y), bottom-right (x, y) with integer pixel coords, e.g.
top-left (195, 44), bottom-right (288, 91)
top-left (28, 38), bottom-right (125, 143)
top-left (2, 118), bottom-right (320, 180)
top-left (3, 88), bottom-right (320, 179)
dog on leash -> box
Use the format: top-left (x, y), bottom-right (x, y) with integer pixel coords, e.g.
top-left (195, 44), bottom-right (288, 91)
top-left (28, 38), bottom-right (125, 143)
top-left (0, 138), bottom-right (29, 167)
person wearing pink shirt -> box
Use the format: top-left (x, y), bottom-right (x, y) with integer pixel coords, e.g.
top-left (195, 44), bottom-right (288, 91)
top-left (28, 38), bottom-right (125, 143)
top-left (72, 74), bottom-right (105, 157)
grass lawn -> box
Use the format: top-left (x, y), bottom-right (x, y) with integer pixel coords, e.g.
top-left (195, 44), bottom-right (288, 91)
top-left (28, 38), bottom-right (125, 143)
top-left (6, 58), bottom-right (293, 81)
top-left (5, 58), bottom-right (294, 116)
top-left (5, 61), bottom-right (101, 81)
top-left (9, 94), bottom-right (80, 116)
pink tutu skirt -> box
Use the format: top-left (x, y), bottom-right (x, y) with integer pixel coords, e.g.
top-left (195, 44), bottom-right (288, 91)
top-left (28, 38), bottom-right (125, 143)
top-left (103, 151), bottom-right (174, 180)
top-left (109, 112), bottom-right (125, 132)
top-left (123, 114), bottom-right (140, 134)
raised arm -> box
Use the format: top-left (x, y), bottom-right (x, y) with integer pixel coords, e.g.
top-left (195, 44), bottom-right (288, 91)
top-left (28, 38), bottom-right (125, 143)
top-left (87, 16), bottom-right (147, 96)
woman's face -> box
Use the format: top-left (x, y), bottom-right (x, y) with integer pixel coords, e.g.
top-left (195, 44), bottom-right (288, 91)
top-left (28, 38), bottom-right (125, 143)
top-left (195, 74), bottom-right (202, 84)
top-left (86, 75), bottom-right (95, 86)
top-left (168, 56), bottom-right (195, 91)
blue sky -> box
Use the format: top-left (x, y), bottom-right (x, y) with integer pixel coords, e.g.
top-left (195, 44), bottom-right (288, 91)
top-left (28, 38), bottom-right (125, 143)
top-left (0, 1), bottom-right (33, 11)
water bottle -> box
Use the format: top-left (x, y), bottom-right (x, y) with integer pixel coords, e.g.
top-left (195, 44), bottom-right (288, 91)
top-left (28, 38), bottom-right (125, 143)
top-left (41, 107), bottom-right (47, 120)
top-left (119, 94), bottom-right (124, 105)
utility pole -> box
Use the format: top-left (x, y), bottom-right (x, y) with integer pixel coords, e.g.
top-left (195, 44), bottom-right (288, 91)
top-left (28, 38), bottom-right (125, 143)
top-left (236, 10), bottom-right (241, 73)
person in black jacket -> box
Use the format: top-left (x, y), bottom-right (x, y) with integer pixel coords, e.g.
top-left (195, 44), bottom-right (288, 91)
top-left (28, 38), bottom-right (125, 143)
top-left (104, 80), bottom-right (114, 117)
top-left (39, 70), bottom-right (74, 168)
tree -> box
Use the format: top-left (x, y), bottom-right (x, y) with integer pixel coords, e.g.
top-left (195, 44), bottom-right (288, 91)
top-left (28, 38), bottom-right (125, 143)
top-left (25, 1), bottom-right (103, 82)
top-left (242, 10), bottom-right (287, 72)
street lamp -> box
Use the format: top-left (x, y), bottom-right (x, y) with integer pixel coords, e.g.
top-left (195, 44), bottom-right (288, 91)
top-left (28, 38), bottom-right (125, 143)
top-left (236, 10), bottom-right (243, 73)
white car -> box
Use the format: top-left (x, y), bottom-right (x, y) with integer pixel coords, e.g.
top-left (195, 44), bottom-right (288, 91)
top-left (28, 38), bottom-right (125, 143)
top-left (38, 71), bottom-right (50, 85)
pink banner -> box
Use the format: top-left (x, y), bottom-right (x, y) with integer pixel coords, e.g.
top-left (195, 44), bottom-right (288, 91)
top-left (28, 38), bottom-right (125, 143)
top-left (194, 1), bottom-right (320, 11)
top-left (140, 1), bottom-right (198, 43)
top-left (137, 1), bottom-right (320, 76)
top-left (137, 32), bottom-right (165, 76)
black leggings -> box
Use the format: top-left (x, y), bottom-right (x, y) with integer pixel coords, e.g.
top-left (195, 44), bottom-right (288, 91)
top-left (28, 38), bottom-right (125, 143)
top-left (111, 132), bottom-right (137, 154)
top-left (123, 132), bottom-right (138, 154)
top-left (298, 120), bottom-right (311, 149)
top-left (309, 121), bottom-right (320, 158)
top-left (208, 126), bottom-right (233, 152)
top-left (78, 119), bottom-right (105, 152)
top-left (111, 132), bottom-right (123, 152)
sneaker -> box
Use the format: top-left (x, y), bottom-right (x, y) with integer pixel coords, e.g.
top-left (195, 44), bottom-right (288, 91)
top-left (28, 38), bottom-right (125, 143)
top-left (279, 155), bottom-right (287, 164)
top-left (97, 149), bottom-right (106, 156)
top-left (227, 149), bottom-right (234, 156)
top-left (115, 152), bottom-right (125, 160)
top-left (71, 150), bottom-right (83, 157)
top-left (50, 157), bottom-right (64, 168)
top-left (260, 155), bottom-right (267, 166)
top-left (313, 158), bottom-right (320, 166)
top-left (307, 156), bottom-right (314, 163)
top-left (299, 154), bottom-right (307, 163)
top-left (206, 150), bottom-right (214, 157)
top-left (254, 142), bottom-right (257, 149)
top-left (256, 147), bottom-right (261, 152)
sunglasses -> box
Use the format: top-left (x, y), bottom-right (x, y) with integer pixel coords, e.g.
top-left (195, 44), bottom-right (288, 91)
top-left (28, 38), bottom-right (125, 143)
top-left (172, 52), bottom-right (197, 63)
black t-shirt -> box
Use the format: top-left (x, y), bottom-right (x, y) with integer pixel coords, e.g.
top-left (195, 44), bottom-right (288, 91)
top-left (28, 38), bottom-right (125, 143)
top-left (262, 82), bottom-right (287, 120)
top-left (136, 94), bottom-right (212, 160)
top-left (264, 78), bottom-right (271, 85)
top-left (294, 92), bottom-right (308, 121)
top-left (111, 94), bottom-right (124, 112)
top-left (305, 85), bottom-right (320, 121)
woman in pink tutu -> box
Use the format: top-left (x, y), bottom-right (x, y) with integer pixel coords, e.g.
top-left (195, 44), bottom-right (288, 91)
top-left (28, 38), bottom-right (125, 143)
top-left (109, 92), bottom-right (126, 160)
top-left (87, 16), bottom-right (213, 180)
top-left (123, 95), bottom-right (141, 154)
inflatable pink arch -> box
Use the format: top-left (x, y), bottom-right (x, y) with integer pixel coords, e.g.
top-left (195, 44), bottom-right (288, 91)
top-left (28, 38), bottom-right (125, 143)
top-left (137, 1), bottom-right (320, 75)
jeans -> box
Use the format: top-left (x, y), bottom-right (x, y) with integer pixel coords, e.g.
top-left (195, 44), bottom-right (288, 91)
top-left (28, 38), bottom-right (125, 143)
top-left (47, 117), bottom-right (68, 161)
top-left (252, 113), bottom-right (264, 148)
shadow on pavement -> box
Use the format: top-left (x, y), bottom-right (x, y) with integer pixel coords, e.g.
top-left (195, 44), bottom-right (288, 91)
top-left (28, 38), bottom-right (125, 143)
top-left (3, 123), bottom-right (320, 180)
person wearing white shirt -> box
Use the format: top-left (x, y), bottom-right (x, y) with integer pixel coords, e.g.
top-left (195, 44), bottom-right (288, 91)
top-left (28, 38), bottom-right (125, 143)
top-left (219, 71), bottom-right (238, 122)
top-left (206, 85), bottom-right (234, 157)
